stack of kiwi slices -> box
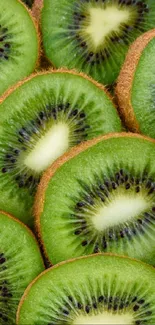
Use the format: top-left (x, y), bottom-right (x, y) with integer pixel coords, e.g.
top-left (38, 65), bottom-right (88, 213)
top-left (0, 70), bottom-right (121, 226)
top-left (0, 0), bottom-right (155, 324)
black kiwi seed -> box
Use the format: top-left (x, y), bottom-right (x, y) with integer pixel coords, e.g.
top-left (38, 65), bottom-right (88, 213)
top-left (1, 100), bottom-right (89, 195)
top-left (81, 240), bottom-right (88, 246)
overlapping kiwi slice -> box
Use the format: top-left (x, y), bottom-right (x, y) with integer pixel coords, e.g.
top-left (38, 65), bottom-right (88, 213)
top-left (40, 0), bottom-right (155, 85)
top-left (17, 254), bottom-right (155, 324)
top-left (0, 210), bottom-right (44, 324)
top-left (0, 70), bottom-right (121, 226)
top-left (116, 29), bottom-right (155, 137)
top-left (35, 133), bottom-right (155, 266)
top-left (0, 0), bottom-right (39, 97)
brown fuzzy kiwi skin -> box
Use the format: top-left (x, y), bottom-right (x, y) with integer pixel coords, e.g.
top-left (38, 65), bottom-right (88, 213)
top-left (32, 0), bottom-right (53, 70)
top-left (0, 68), bottom-right (116, 106)
top-left (115, 29), bottom-right (155, 133)
top-left (16, 252), bottom-right (155, 324)
top-left (34, 132), bottom-right (155, 265)
top-left (32, 0), bottom-right (43, 22)
top-left (0, 210), bottom-right (45, 267)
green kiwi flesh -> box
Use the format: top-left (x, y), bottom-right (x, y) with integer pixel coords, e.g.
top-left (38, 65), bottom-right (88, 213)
top-left (0, 71), bottom-right (121, 226)
top-left (129, 35), bottom-right (155, 138)
top-left (0, 0), bottom-right (38, 96)
top-left (37, 134), bottom-right (155, 266)
top-left (0, 211), bottom-right (44, 324)
top-left (41, 0), bottom-right (155, 85)
top-left (17, 254), bottom-right (155, 324)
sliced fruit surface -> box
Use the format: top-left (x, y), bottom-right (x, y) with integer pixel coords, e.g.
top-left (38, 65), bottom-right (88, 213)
top-left (0, 71), bottom-right (121, 226)
top-left (116, 30), bottom-right (155, 137)
top-left (17, 254), bottom-right (155, 325)
top-left (36, 133), bottom-right (155, 265)
top-left (41, 0), bottom-right (155, 85)
top-left (0, 211), bottom-right (44, 324)
top-left (0, 0), bottom-right (38, 96)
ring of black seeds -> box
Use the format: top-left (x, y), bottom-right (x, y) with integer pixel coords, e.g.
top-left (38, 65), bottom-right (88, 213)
top-left (1, 102), bottom-right (89, 193)
top-left (70, 168), bottom-right (155, 251)
top-left (0, 25), bottom-right (11, 60)
top-left (68, 0), bottom-right (150, 66)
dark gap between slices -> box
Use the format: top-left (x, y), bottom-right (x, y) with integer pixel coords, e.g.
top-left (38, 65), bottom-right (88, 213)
top-left (17, 254), bottom-right (155, 324)
top-left (41, 0), bottom-right (155, 85)
top-left (0, 71), bottom-right (121, 226)
top-left (35, 133), bottom-right (155, 266)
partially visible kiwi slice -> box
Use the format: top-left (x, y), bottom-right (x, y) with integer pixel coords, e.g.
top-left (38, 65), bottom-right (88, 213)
top-left (17, 254), bottom-right (155, 324)
top-left (35, 133), bottom-right (155, 266)
top-left (0, 0), bottom-right (39, 97)
top-left (116, 29), bottom-right (155, 136)
top-left (0, 70), bottom-right (121, 226)
top-left (40, 0), bottom-right (155, 85)
top-left (0, 210), bottom-right (44, 324)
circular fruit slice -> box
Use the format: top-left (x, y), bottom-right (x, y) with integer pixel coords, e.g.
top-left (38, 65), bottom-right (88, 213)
top-left (35, 133), bottom-right (155, 266)
top-left (0, 211), bottom-right (44, 324)
top-left (0, 70), bottom-right (121, 226)
top-left (0, 0), bottom-right (39, 97)
top-left (116, 29), bottom-right (155, 137)
top-left (40, 0), bottom-right (155, 85)
top-left (17, 254), bottom-right (155, 325)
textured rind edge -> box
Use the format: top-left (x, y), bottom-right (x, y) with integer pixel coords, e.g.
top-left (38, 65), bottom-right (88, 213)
top-left (16, 252), bottom-right (155, 324)
top-left (115, 29), bottom-right (155, 133)
top-left (32, 0), bottom-right (52, 70)
top-left (32, 0), bottom-right (43, 22)
top-left (0, 210), bottom-right (45, 267)
top-left (34, 132), bottom-right (155, 264)
top-left (0, 68), bottom-right (116, 107)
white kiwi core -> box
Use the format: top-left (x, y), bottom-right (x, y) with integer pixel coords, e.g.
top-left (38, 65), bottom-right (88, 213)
top-left (24, 123), bottom-right (70, 173)
top-left (85, 6), bottom-right (130, 48)
top-left (91, 192), bottom-right (150, 231)
top-left (73, 310), bottom-right (134, 325)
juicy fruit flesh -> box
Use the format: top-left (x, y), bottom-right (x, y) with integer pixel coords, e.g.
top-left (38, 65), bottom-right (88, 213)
top-left (84, 6), bottom-right (130, 48)
top-left (131, 37), bottom-right (155, 138)
top-left (91, 192), bottom-right (150, 231)
top-left (38, 135), bottom-right (155, 265)
top-left (17, 255), bottom-right (155, 325)
top-left (25, 122), bottom-right (70, 173)
top-left (0, 72), bottom-right (121, 225)
top-left (0, 211), bottom-right (44, 324)
top-left (0, 0), bottom-right (38, 96)
top-left (73, 311), bottom-right (133, 325)
top-left (42, 0), bottom-right (154, 84)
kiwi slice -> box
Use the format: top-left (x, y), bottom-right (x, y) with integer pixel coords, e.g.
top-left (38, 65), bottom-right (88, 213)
top-left (0, 210), bottom-right (44, 324)
top-left (0, 70), bottom-right (121, 226)
top-left (35, 133), bottom-right (155, 266)
top-left (0, 0), bottom-right (39, 97)
top-left (17, 254), bottom-right (155, 324)
top-left (40, 0), bottom-right (155, 85)
top-left (116, 29), bottom-right (155, 136)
